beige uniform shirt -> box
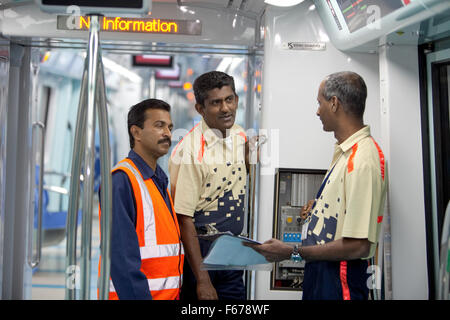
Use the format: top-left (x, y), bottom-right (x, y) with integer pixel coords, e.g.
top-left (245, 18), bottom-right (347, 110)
top-left (303, 126), bottom-right (387, 259)
top-left (168, 120), bottom-right (247, 235)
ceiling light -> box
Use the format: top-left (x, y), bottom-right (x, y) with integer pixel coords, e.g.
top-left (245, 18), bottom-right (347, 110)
top-left (264, 0), bottom-right (305, 7)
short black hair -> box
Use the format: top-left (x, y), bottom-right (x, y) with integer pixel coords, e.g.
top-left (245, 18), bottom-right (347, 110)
top-left (128, 98), bottom-right (171, 148)
top-left (323, 71), bottom-right (367, 118)
top-left (193, 71), bottom-right (236, 106)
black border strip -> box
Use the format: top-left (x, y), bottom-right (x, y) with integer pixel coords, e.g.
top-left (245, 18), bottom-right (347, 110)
top-left (431, 60), bottom-right (450, 243)
top-left (42, 0), bottom-right (143, 8)
top-left (418, 42), bottom-right (436, 299)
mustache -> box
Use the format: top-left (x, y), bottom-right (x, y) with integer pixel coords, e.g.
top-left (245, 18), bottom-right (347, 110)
top-left (158, 138), bottom-right (172, 146)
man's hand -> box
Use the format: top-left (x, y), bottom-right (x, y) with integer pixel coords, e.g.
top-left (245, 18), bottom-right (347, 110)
top-left (245, 237), bottom-right (371, 263)
top-left (243, 238), bottom-right (292, 263)
top-left (197, 279), bottom-right (218, 300)
top-left (177, 214), bottom-right (219, 300)
top-left (245, 135), bottom-right (266, 170)
top-left (301, 199), bottom-right (315, 220)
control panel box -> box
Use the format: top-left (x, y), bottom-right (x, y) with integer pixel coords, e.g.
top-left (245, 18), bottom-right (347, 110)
top-left (271, 168), bottom-right (326, 291)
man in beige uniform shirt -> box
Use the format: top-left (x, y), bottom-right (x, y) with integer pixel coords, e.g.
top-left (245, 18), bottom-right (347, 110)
top-left (246, 71), bottom-right (387, 300)
top-left (169, 71), bottom-right (251, 300)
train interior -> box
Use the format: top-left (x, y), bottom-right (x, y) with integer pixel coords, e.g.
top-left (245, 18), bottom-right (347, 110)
top-left (0, 0), bottom-right (449, 300)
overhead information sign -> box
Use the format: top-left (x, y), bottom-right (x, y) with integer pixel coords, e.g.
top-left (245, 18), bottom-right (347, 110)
top-left (57, 16), bottom-right (202, 35)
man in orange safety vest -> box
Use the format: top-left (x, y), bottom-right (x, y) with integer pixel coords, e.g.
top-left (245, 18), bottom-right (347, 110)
top-left (99, 98), bottom-right (184, 300)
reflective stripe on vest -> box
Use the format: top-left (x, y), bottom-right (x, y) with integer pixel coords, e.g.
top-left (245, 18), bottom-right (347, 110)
top-left (102, 158), bottom-right (184, 300)
top-left (110, 275), bottom-right (181, 293)
top-left (117, 161), bottom-right (158, 247)
top-left (140, 243), bottom-right (184, 260)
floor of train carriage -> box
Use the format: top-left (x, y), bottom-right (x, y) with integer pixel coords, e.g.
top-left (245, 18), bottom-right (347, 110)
top-left (31, 202), bottom-right (101, 300)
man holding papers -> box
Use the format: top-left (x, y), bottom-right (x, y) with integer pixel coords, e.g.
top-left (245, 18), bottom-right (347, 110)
top-left (245, 72), bottom-right (387, 300)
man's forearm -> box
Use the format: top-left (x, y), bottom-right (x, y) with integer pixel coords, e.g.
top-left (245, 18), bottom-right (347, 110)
top-left (177, 214), bottom-right (211, 283)
top-left (246, 237), bottom-right (371, 263)
top-left (301, 238), bottom-right (370, 262)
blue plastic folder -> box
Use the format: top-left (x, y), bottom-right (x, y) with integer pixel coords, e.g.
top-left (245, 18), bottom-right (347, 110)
top-left (200, 234), bottom-right (272, 271)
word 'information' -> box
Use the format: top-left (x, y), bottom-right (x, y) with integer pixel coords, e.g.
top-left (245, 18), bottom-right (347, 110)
top-left (57, 15), bottom-right (202, 35)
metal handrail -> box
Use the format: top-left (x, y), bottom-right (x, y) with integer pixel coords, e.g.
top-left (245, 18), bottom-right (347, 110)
top-left (27, 121), bottom-right (45, 269)
top-left (438, 201), bottom-right (450, 300)
top-left (43, 185), bottom-right (68, 195)
top-left (248, 136), bottom-right (266, 239)
top-left (65, 15), bottom-right (112, 300)
top-left (79, 15), bottom-right (100, 300)
top-left (97, 61), bottom-right (112, 301)
top-left (44, 170), bottom-right (71, 178)
top-left (65, 64), bottom-right (88, 301)
top-left (245, 135), bottom-right (266, 300)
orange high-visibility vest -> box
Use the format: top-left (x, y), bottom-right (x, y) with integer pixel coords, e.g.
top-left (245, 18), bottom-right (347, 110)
top-left (99, 158), bottom-right (184, 300)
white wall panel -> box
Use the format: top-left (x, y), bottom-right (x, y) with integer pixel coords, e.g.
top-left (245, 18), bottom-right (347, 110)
top-left (379, 44), bottom-right (428, 299)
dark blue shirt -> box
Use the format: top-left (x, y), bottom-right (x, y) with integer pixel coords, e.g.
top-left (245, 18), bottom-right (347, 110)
top-left (102, 150), bottom-right (173, 300)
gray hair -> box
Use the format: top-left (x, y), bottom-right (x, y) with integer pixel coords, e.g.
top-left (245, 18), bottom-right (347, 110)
top-left (322, 71), bottom-right (367, 118)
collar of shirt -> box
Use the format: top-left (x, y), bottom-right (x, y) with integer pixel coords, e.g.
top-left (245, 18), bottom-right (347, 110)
top-left (200, 119), bottom-right (242, 150)
top-left (330, 126), bottom-right (371, 165)
top-left (337, 125), bottom-right (371, 153)
top-left (127, 149), bottom-right (168, 190)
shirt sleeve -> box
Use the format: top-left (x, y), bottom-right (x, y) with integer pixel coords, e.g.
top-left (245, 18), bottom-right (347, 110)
top-left (109, 170), bottom-right (152, 300)
top-left (341, 162), bottom-right (383, 243)
top-left (169, 150), bottom-right (204, 217)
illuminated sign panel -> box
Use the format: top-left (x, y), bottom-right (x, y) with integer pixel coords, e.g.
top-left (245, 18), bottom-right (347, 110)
top-left (133, 55), bottom-right (173, 68)
top-left (155, 64), bottom-right (181, 80)
top-left (57, 16), bottom-right (202, 35)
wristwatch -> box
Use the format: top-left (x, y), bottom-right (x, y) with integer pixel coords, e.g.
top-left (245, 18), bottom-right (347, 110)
top-left (290, 244), bottom-right (302, 262)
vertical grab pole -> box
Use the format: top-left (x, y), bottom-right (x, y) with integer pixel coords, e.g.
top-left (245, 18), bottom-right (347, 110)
top-left (96, 60), bottom-right (112, 300)
top-left (80, 15), bottom-right (101, 300)
top-left (27, 121), bottom-right (46, 269)
top-left (246, 163), bottom-right (257, 296)
top-left (244, 52), bottom-right (256, 301)
top-left (65, 66), bottom-right (88, 300)
top-left (246, 136), bottom-right (266, 300)
top-left (65, 15), bottom-right (103, 300)
top-left (438, 201), bottom-right (450, 300)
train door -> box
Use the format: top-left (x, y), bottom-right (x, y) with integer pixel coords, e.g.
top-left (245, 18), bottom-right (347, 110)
top-left (420, 36), bottom-right (450, 299)
top-left (25, 48), bottom-right (260, 300)
top-left (0, 1), bottom-right (265, 299)
top-left (0, 42), bottom-right (9, 300)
